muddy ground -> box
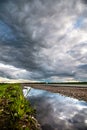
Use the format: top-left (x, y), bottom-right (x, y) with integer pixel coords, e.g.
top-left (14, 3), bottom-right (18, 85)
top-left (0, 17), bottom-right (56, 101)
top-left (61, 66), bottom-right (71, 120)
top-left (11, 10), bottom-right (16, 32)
top-left (22, 83), bottom-right (87, 102)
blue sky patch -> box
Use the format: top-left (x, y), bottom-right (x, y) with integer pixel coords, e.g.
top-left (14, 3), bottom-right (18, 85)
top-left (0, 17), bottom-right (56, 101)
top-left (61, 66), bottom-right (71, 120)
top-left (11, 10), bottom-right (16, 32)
top-left (0, 20), bottom-right (16, 41)
top-left (73, 16), bottom-right (84, 29)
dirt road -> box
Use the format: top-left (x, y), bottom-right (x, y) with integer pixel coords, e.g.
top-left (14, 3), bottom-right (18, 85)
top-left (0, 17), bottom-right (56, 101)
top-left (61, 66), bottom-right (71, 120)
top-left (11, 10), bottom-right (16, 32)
top-left (22, 83), bottom-right (87, 102)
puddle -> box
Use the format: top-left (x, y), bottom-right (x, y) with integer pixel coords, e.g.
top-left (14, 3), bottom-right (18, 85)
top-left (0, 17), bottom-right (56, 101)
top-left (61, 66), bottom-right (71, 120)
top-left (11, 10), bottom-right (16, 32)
top-left (23, 86), bottom-right (87, 130)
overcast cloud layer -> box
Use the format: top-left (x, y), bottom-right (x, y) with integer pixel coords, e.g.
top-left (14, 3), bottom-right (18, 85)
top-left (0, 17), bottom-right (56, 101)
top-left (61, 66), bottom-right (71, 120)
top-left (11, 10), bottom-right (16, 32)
top-left (0, 0), bottom-right (87, 82)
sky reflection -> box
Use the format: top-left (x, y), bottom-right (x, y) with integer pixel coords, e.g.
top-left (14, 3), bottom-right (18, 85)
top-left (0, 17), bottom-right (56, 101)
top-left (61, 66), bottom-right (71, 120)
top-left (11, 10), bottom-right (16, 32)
top-left (23, 87), bottom-right (87, 130)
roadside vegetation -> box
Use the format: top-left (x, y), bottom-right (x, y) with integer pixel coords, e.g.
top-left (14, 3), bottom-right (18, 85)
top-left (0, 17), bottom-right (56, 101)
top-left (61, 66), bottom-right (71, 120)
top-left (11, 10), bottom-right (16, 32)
top-left (0, 83), bottom-right (41, 130)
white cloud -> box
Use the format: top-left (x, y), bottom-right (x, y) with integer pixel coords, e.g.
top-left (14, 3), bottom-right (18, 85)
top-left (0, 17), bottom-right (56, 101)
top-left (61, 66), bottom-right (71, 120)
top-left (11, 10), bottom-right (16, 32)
top-left (0, 63), bottom-right (30, 79)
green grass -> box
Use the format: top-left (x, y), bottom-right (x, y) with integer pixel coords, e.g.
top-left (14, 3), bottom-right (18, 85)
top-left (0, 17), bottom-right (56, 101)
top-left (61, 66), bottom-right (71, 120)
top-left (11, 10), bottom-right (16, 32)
top-left (0, 83), bottom-right (40, 130)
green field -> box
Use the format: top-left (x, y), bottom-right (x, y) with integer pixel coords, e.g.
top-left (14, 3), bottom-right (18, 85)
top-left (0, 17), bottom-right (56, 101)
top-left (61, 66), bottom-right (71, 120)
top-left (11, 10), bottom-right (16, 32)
top-left (0, 83), bottom-right (40, 130)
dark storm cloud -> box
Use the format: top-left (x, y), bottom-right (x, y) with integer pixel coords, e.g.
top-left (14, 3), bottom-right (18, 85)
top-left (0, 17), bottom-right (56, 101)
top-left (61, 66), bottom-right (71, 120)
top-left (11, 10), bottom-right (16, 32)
top-left (0, 71), bottom-right (10, 79)
top-left (82, 0), bottom-right (87, 4)
top-left (0, 0), bottom-right (87, 81)
top-left (78, 64), bottom-right (87, 71)
top-left (75, 64), bottom-right (87, 81)
top-left (0, 0), bottom-right (8, 3)
top-left (68, 43), bottom-right (87, 62)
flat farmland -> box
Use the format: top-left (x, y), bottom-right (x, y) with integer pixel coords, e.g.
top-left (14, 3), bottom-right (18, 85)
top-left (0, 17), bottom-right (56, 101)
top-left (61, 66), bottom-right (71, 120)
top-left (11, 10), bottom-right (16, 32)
top-left (22, 83), bottom-right (87, 102)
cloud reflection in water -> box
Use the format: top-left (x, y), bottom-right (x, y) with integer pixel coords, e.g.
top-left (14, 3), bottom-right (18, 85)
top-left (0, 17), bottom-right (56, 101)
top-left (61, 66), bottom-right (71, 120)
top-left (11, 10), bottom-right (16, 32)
top-left (24, 87), bottom-right (87, 130)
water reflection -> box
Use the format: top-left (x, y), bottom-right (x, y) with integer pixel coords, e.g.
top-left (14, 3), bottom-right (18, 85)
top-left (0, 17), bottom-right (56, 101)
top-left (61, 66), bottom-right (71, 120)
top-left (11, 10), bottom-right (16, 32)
top-left (23, 87), bottom-right (87, 130)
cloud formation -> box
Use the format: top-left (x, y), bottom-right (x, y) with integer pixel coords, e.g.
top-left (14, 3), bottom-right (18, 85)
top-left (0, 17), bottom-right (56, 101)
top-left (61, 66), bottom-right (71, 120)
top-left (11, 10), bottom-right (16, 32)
top-left (0, 0), bottom-right (87, 82)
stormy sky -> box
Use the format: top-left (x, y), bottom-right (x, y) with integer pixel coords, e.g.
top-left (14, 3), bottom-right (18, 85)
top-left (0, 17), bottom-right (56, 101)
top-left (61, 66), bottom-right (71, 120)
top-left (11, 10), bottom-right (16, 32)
top-left (0, 0), bottom-right (87, 82)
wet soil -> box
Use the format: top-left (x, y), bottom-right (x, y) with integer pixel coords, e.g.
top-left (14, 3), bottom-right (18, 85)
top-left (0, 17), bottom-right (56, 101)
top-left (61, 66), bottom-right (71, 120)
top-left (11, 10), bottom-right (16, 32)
top-left (22, 83), bottom-right (87, 102)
